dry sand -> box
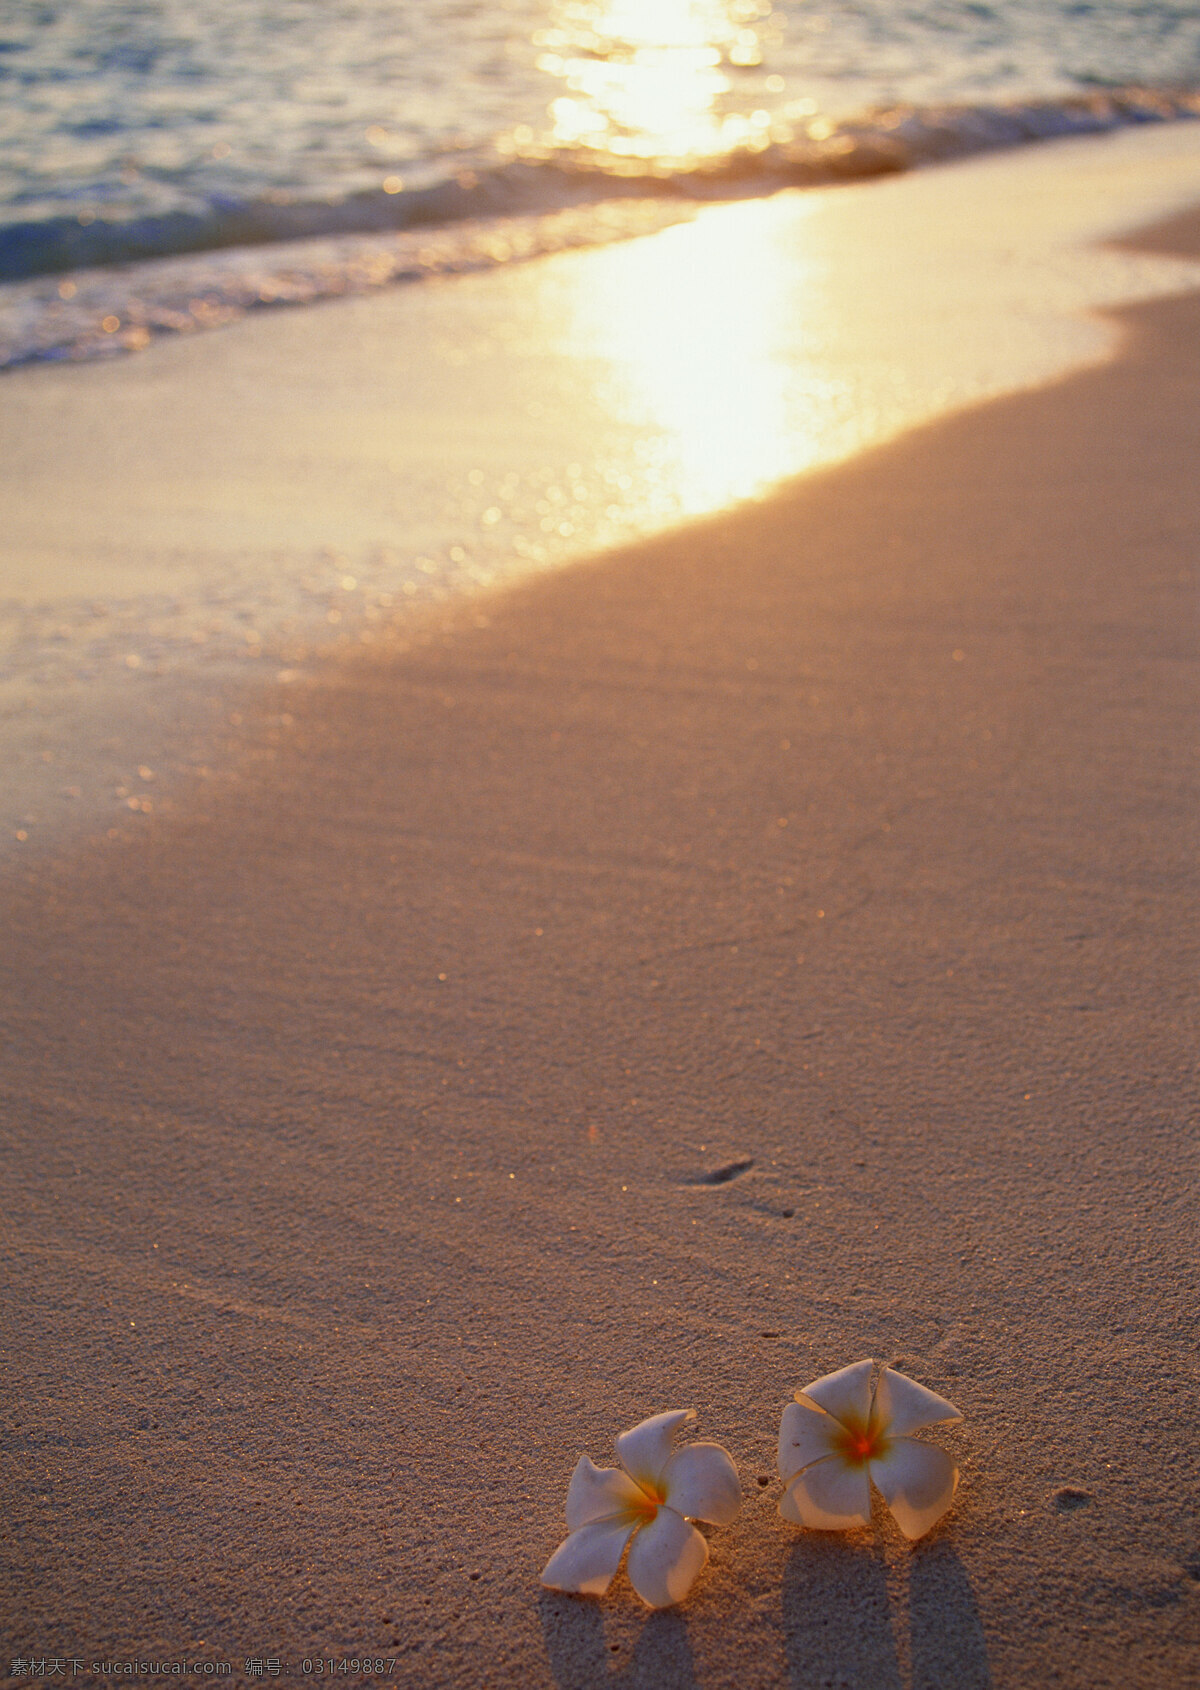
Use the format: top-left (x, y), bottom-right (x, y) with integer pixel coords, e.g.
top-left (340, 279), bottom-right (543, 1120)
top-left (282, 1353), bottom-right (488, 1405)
top-left (1, 212), bottom-right (1198, 1689)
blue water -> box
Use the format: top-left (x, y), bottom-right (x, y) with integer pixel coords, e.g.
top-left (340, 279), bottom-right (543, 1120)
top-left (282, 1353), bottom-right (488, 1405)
top-left (2, 0), bottom-right (1199, 365)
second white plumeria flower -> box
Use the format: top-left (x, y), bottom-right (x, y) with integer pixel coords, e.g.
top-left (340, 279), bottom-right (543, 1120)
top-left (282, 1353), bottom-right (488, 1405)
top-left (778, 1359), bottom-right (963, 1541)
top-left (540, 1410), bottom-right (741, 1608)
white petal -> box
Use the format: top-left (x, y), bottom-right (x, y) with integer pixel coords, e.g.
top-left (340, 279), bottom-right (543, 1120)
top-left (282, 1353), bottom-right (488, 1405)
top-left (779, 1455), bottom-right (872, 1530)
top-left (869, 1437), bottom-right (959, 1541)
top-left (796, 1359), bottom-right (875, 1431)
top-left (615, 1409), bottom-right (695, 1491)
top-left (873, 1367), bottom-right (963, 1437)
top-left (777, 1399), bottom-right (840, 1484)
top-left (564, 1454), bottom-right (646, 1531)
top-left (661, 1442), bottom-right (741, 1525)
top-left (625, 1506), bottom-right (709, 1608)
top-left (540, 1518), bottom-right (638, 1596)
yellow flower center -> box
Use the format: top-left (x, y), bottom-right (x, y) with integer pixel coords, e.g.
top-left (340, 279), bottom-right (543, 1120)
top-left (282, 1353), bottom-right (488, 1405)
top-left (625, 1482), bottom-right (665, 1524)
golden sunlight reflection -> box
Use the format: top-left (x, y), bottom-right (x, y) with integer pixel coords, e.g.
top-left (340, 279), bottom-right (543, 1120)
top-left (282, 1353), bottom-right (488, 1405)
top-left (535, 0), bottom-right (776, 164)
top-left (556, 196), bottom-right (846, 517)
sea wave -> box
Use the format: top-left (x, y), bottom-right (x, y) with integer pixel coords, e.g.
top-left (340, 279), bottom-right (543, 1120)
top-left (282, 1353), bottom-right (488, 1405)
top-left (2, 86), bottom-right (1198, 371)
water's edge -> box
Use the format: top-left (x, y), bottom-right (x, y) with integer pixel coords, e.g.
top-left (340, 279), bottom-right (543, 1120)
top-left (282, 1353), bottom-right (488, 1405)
top-left (4, 121), bottom-right (1200, 868)
top-left (3, 87), bottom-right (1198, 372)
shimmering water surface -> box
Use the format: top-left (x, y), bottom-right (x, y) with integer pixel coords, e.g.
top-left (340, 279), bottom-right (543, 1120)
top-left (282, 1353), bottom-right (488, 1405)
top-left (5, 125), bottom-right (1200, 731)
top-left (5, 1), bottom-right (1191, 531)
top-left (6, 0), bottom-right (1200, 226)
top-left (2, 1), bottom-right (1199, 360)
top-left (3, 10), bottom-right (1200, 854)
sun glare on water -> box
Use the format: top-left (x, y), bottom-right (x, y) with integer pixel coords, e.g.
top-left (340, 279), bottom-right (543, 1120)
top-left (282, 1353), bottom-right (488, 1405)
top-left (522, 3), bottom-right (832, 518)
top-left (534, 193), bottom-right (843, 519)
top-left (535, 0), bottom-right (776, 165)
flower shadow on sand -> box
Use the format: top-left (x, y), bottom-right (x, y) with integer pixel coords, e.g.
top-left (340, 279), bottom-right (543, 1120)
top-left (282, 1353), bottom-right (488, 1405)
top-left (908, 1539), bottom-right (992, 1690)
top-left (783, 1535), bottom-right (904, 1690)
top-left (782, 1532), bottom-right (991, 1690)
top-left (538, 1589), bottom-right (698, 1690)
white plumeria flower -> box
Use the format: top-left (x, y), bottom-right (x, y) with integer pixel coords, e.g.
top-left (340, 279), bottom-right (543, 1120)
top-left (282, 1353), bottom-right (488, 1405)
top-left (540, 1409), bottom-right (741, 1608)
top-left (777, 1359), bottom-right (963, 1541)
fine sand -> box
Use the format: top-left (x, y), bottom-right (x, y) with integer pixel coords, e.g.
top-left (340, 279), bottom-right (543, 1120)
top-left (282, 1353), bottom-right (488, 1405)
top-left (2, 213), bottom-right (1198, 1688)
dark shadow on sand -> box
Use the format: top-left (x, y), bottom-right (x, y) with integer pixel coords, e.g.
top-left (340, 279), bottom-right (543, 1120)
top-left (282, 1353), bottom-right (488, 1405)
top-left (908, 1540), bottom-right (992, 1690)
top-left (538, 1590), bottom-right (698, 1690)
top-left (782, 1536), bottom-right (904, 1690)
top-left (781, 1530), bottom-right (992, 1690)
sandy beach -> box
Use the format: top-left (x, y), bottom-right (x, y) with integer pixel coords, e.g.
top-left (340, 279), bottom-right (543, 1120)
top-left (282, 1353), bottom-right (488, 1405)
top-left (2, 174), bottom-right (1199, 1690)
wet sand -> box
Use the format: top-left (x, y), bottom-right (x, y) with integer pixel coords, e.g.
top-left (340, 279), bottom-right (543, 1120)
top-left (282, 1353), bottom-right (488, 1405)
top-left (1, 213), bottom-right (1198, 1687)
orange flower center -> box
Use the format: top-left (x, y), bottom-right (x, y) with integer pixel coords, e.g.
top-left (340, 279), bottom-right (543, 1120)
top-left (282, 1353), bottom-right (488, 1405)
top-left (833, 1419), bottom-right (889, 1467)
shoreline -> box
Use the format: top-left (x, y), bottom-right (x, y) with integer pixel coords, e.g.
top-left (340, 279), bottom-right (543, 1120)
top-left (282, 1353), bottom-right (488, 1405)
top-left (5, 122), bottom-right (1200, 871)
top-left (5, 89), bottom-right (1200, 303)
top-left (2, 195), bottom-right (1198, 1686)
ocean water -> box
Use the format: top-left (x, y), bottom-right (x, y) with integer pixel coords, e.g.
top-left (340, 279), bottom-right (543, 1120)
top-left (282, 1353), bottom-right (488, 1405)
top-left (3, 12), bottom-right (1200, 858)
top-left (2, 0), bottom-right (1200, 364)
top-left (4, 119), bottom-right (1200, 851)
